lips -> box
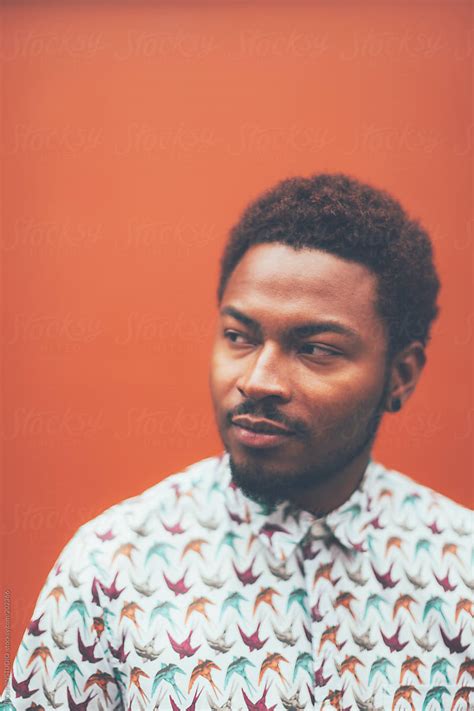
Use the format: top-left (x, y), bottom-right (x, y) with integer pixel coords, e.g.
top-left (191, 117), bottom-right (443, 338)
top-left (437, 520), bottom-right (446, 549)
top-left (231, 415), bottom-right (295, 436)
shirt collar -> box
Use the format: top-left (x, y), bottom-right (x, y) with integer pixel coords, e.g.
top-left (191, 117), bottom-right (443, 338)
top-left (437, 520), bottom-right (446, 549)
top-left (218, 451), bottom-right (382, 561)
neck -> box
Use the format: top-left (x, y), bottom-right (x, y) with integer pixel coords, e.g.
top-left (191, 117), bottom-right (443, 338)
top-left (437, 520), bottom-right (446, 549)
top-left (289, 446), bottom-right (373, 517)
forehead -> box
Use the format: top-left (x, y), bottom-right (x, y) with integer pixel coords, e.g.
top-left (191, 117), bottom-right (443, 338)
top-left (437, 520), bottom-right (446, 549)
top-left (221, 243), bottom-right (383, 335)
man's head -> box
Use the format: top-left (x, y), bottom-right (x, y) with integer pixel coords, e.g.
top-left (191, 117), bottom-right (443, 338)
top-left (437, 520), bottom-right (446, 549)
top-left (209, 173), bottom-right (440, 509)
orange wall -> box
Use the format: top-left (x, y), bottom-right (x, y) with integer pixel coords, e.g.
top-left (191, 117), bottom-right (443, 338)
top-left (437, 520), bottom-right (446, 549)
top-left (1, 0), bottom-right (472, 675)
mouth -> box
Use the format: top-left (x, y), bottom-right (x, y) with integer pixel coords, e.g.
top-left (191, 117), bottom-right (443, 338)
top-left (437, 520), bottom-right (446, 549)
top-left (230, 415), bottom-right (295, 449)
top-left (231, 415), bottom-right (294, 435)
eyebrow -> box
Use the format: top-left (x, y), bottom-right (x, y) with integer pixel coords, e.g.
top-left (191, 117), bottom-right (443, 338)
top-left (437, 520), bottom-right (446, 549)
top-left (220, 305), bottom-right (361, 342)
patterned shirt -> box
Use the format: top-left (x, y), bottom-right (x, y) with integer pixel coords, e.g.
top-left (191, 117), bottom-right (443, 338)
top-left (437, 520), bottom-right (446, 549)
top-left (2, 453), bottom-right (473, 710)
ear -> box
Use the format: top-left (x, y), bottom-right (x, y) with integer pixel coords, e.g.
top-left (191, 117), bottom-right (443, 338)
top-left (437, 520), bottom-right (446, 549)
top-left (385, 341), bottom-right (426, 413)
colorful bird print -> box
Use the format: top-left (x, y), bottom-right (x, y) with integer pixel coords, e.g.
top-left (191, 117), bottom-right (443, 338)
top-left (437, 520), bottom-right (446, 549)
top-left (450, 687), bottom-right (474, 710)
top-left (364, 593), bottom-right (388, 620)
top-left (11, 668), bottom-right (39, 699)
top-left (351, 626), bottom-right (377, 652)
top-left (2, 452), bottom-right (473, 710)
top-left (53, 657), bottom-right (83, 695)
top-left (145, 541), bottom-right (175, 565)
top-left (161, 518), bottom-right (186, 536)
top-left (98, 572), bottom-right (125, 601)
top-left (181, 538), bottom-right (208, 560)
top-left (292, 652), bottom-right (313, 683)
top-left (241, 681), bottom-right (277, 711)
top-left (337, 654), bottom-right (364, 683)
top-left (286, 588), bottom-right (308, 613)
top-left (119, 601), bottom-right (144, 628)
top-left (84, 671), bottom-right (116, 702)
top-left (46, 586), bottom-right (65, 610)
top-left (430, 657), bottom-right (454, 684)
top-left (42, 678), bottom-right (65, 707)
top-left (188, 659), bottom-right (221, 694)
top-left (259, 522), bottom-right (290, 543)
top-left (163, 570), bottom-right (192, 596)
top-left (391, 685), bottom-right (420, 711)
top-left (399, 656), bottom-right (424, 684)
top-left (238, 623), bottom-right (268, 652)
top-left (271, 620), bottom-right (298, 647)
top-left (91, 617), bottom-right (105, 640)
top-left (345, 562), bottom-right (368, 587)
top-left (314, 656), bottom-right (332, 687)
top-left (95, 527), bottom-right (115, 542)
top-left (149, 600), bottom-right (178, 623)
top-left (415, 539), bottom-right (431, 557)
top-left (26, 645), bottom-right (53, 673)
top-left (385, 536), bottom-right (402, 555)
top-left (318, 625), bottom-right (345, 654)
top-left (455, 598), bottom-right (473, 621)
top-left (456, 657), bottom-right (474, 683)
top-left (65, 600), bottom-right (88, 629)
top-left (220, 592), bottom-right (247, 619)
top-left (258, 652), bottom-right (289, 689)
top-left (167, 630), bottom-right (201, 659)
top-left (439, 624), bottom-right (470, 654)
top-left (253, 587), bottom-right (280, 615)
top-left (225, 657), bottom-right (256, 693)
top-left (313, 561), bottom-right (340, 588)
top-left (185, 596), bottom-right (214, 624)
top-left (423, 597), bottom-right (448, 625)
top-left (66, 686), bottom-right (95, 710)
top-left (170, 686), bottom-right (203, 711)
top-left (112, 542), bottom-right (137, 564)
top-left (393, 594), bottom-right (416, 620)
top-left (371, 562), bottom-right (399, 589)
top-left (233, 557), bottom-right (261, 586)
top-left (77, 630), bottom-right (103, 663)
top-left (442, 542), bottom-right (460, 561)
top-left (413, 623), bottom-right (436, 653)
top-left (206, 630), bottom-right (235, 655)
top-left (128, 667), bottom-right (149, 703)
top-left (151, 663), bottom-right (186, 702)
top-left (108, 633), bottom-right (129, 663)
top-left (218, 531), bottom-right (243, 553)
top-left (405, 567), bottom-right (429, 590)
top-left (335, 591), bottom-right (357, 618)
top-left (434, 570), bottom-right (457, 592)
top-left (422, 685), bottom-right (450, 710)
top-left (368, 657), bottom-right (395, 685)
top-left (381, 622), bottom-right (409, 653)
top-left (27, 614), bottom-right (45, 637)
top-left (133, 634), bottom-right (163, 662)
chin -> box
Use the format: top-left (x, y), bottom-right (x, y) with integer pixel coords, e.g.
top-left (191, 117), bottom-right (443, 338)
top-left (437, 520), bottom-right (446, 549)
top-left (228, 454), bottom-right (316, 508)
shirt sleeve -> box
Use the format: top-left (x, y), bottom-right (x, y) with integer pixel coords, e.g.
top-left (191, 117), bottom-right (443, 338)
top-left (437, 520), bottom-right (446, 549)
top-left (1, 527), bottom-right (126, 710)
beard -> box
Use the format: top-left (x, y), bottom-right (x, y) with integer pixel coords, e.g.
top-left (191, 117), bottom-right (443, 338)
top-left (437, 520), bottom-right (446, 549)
top-left (227, 376), bottom-right (390, 510)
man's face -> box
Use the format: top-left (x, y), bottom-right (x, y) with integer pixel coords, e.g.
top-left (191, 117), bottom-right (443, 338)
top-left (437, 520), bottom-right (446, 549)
top-left (209, 243), bottom-right (391, 507)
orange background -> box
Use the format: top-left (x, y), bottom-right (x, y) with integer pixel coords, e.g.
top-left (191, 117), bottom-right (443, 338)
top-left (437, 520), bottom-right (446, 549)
top-left (1, 0), bottom-right (472, 676)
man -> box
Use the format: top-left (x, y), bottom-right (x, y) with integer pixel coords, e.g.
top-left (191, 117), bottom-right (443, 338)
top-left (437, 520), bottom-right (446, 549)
top-left (2, 174), bottom-right (472, 710)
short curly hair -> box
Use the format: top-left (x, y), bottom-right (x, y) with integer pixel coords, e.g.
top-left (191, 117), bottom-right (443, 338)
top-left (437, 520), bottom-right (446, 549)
top-left (217, 173), bottom-right (440, 358)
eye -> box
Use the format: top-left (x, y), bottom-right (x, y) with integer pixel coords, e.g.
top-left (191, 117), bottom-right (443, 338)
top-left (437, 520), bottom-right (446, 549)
top-left (223, 329), bottom-right (252, 345)
top-left (298, 343), bottom-right (340, 357)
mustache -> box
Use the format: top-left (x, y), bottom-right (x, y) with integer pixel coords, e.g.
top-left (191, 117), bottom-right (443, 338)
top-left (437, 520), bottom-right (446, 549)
top-left (226, 400), bottom-right (308, 436)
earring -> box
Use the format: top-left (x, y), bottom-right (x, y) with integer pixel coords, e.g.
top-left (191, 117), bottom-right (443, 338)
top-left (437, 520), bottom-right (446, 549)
top-left (391, 397), bottom-right (401, 413)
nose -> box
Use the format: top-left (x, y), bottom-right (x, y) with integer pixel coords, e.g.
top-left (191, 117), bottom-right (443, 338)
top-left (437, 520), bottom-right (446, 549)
top-left (236, 343), bottom-right (291, 402)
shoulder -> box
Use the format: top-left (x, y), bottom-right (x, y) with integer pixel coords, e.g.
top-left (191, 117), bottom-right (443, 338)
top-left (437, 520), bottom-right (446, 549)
top-left (369, 459), bottom-right (472, 546)
top-left (54, 453), bottom-right (226, 574)
top-left (372, 460), bottom-right (471, 517)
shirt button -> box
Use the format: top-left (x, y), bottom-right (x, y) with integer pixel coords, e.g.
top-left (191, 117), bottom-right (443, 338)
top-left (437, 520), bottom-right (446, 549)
top-left (310, 520), bottom-right (328, 538)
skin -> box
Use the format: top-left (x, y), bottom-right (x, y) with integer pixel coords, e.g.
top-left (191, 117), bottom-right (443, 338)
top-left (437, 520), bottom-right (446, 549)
top-left (209, 243), bottom-right (425, 515)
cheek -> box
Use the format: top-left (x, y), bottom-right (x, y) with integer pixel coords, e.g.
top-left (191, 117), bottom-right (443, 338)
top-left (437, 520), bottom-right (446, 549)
top-left (209, 348), bottom-right (235, 403)
top-left (298, 368), bottom-right (382, 421)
